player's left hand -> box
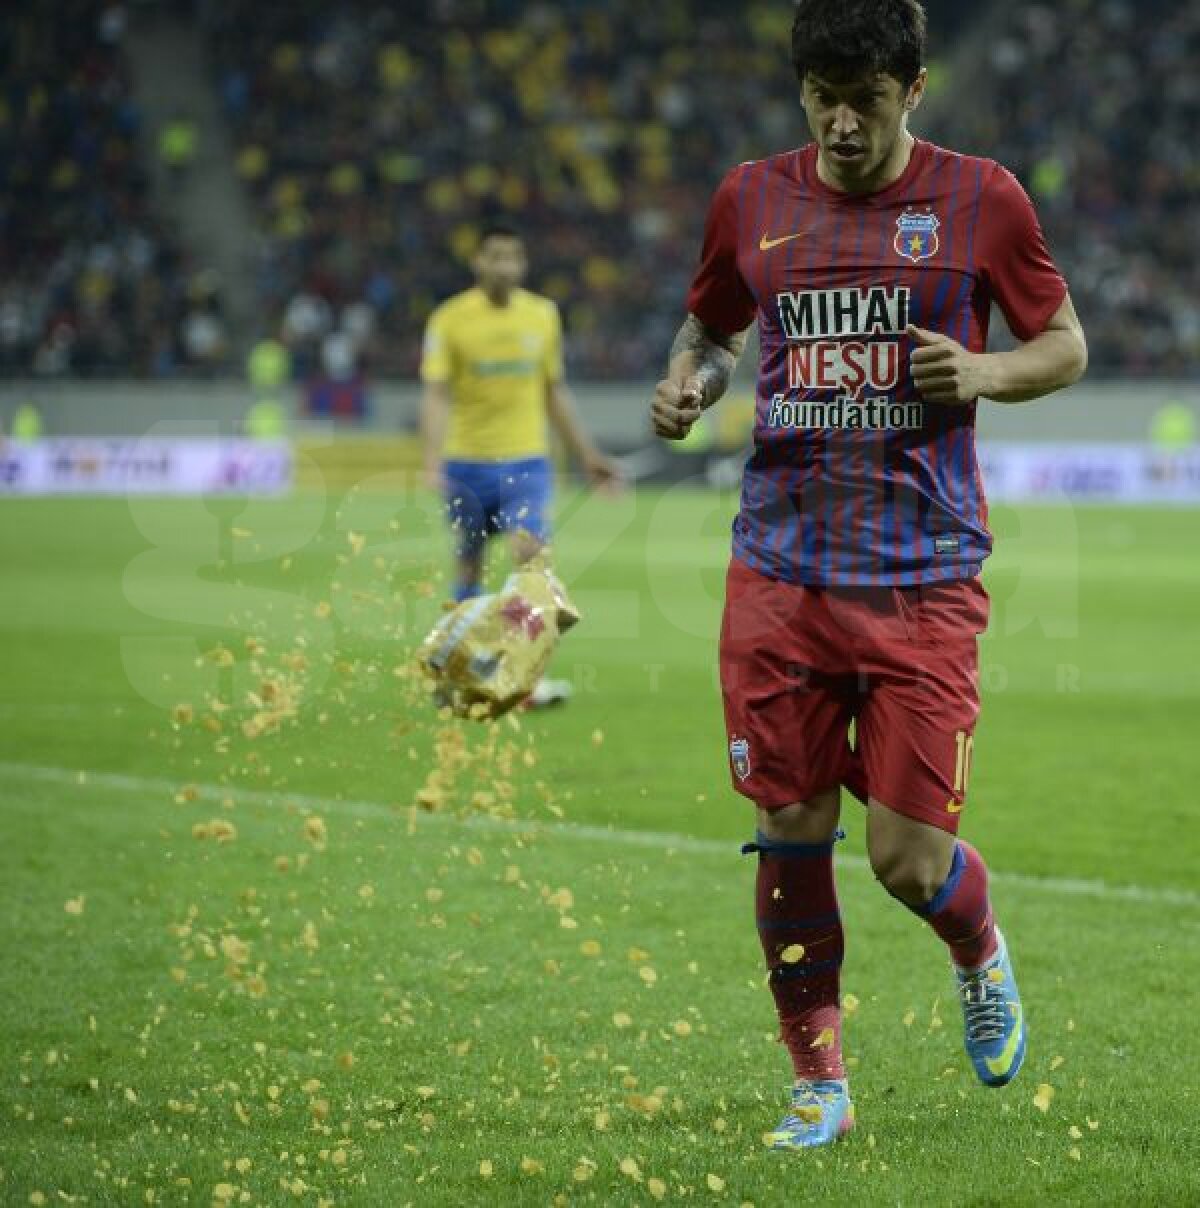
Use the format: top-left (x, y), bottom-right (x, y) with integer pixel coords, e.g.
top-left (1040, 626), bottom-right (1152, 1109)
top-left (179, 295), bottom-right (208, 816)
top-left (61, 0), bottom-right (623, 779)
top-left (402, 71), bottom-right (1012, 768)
top-left (907, 325), bottom-right (992, 404)
top-left (582, 450), bottom-right (625, 495)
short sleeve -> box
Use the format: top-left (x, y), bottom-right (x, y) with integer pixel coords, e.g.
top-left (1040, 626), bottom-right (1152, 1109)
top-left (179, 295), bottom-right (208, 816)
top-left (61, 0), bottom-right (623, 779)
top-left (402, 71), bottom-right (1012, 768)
top-left (542, 302), bottom-right (565, 383)
top-left (685, 167), bottom-right (758, 335)
top-left (975, 165), bottom-right (1068, 342)
top-left (419, 306), bottom-right (452, 382)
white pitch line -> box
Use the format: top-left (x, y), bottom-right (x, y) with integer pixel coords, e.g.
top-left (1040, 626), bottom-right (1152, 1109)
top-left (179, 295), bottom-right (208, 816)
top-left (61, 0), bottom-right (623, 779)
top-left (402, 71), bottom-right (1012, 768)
top-left (2, 760), bottom-right (1197, 910)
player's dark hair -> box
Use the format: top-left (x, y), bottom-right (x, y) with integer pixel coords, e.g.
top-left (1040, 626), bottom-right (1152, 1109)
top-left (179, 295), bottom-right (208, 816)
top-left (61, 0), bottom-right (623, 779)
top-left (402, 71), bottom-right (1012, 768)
top-left (791, 0), bottom-right (926, 88)
top-left (479, 218), bottom-right (522, 244)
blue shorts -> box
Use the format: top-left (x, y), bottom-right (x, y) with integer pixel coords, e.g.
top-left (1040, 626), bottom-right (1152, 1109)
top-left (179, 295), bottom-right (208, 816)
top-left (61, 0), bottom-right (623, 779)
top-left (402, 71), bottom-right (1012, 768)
top-left (443, 456), bottom-right (552, 556)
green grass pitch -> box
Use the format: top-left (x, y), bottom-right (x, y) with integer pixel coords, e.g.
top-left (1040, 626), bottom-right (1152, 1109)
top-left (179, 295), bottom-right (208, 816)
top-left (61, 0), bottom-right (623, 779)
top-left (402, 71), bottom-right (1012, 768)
top-left (1, 486), bottom-right (1198, 1206)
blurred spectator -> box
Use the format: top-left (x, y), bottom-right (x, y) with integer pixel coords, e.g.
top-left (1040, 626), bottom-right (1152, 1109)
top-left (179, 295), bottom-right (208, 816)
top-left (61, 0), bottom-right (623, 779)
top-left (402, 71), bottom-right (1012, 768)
top-left (246, 334), bottom-right (291, 393)
top-left (10, 400), bottom-right (44, 441)
top-left (245, 334), bottom-right (291, 438)
top-left (304, 325), bottom-right (370, 421)
top-left (280, 289), bottom-right (333, 380)
top-left (158, 110), bottom-right (199, 183)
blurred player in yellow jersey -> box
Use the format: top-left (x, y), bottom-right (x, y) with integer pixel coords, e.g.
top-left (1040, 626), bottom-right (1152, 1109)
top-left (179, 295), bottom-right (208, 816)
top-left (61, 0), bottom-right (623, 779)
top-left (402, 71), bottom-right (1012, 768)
top-left (419, 220), bottom-right (620, 705)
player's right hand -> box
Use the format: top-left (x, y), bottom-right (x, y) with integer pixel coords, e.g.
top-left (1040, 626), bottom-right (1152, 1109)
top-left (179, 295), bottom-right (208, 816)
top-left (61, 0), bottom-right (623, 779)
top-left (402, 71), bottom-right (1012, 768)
top-left (651, 377), bottom-right (705, 440)
top-left (423, 461), bottom-right (444, 493)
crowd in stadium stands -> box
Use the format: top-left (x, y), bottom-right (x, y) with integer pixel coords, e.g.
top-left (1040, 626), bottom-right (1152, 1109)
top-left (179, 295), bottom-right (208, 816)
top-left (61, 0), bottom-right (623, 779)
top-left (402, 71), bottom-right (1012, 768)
top-left (937, 0), bottom-right (1199, 377)
top-left (2, 0), bottom-right (1195, 380)
top-left (0, 2), bottom-right (229, 377)
top-left (201, 0), bottom-right (975, 382)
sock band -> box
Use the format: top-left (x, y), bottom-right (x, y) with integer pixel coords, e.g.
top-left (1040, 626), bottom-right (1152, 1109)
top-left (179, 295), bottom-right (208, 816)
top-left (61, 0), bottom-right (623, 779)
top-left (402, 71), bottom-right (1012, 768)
top-left (740, 828), bottom-right (845, 859)
top-left (917, 841), bottom-right (967, 917)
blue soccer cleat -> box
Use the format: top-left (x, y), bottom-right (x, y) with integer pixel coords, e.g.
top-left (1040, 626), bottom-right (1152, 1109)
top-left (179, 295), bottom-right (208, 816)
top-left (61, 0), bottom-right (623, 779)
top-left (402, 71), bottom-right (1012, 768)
top-left (767, 1079), bottom-right (855, 1149)
top-left (956, 929), bottom-right (1026, 1087)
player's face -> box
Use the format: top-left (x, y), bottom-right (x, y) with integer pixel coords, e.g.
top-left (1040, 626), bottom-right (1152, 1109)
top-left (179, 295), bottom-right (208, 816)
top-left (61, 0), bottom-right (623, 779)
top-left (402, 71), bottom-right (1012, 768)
top-left (474, 235), bottom-right (527, 297)
top-left (802, 70), bottom-right (925, 192)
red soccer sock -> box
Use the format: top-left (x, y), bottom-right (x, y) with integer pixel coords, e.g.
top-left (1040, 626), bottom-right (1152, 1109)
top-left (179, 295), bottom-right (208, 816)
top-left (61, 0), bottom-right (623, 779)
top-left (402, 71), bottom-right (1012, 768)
top-left (744, 831), bottom-right (845, 1082)
top-left (918, 841), bottom-right (998, 970)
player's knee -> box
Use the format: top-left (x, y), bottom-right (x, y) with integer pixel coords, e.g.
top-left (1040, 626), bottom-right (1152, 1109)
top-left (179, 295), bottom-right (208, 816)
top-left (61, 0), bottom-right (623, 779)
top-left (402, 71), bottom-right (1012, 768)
top-left (757, 789), bottom-right (839, 844)
top-left (869, 846), bottom-right (943, 907)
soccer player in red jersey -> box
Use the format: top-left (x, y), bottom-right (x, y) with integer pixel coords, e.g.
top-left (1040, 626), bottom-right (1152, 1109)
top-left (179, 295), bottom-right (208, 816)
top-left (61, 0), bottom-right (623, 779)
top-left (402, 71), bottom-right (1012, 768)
top-left (651, 0), bottom-right (1087, 1148)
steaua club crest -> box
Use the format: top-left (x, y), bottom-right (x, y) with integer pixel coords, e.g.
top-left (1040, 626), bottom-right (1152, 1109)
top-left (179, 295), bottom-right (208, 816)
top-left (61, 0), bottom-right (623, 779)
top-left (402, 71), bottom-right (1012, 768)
top-left (894, 208), bottom-right (941, 263)
top-left (730, 736), bottom-right (752, 781)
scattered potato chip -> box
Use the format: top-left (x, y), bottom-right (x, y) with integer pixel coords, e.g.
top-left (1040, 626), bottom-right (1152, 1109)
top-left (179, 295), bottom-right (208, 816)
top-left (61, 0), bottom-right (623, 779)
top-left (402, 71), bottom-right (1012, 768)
top-left (64, 896), bottom-right (85, 915)
top-left (1033, 1083), bottom-right (1055, 1113)
top-left (706, 1173), bottom-right (726, 1192)
top-left (781, 943), bottom-right (805, 963)
top-left (220, 935), bottom-right (249, 965)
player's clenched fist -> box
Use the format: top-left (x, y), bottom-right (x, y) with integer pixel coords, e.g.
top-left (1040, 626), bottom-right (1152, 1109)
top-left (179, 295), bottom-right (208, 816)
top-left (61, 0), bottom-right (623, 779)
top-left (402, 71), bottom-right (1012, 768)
top-left (907, 324), bottom-right (992, 404)
top-left (652, 377), bottom-right (705, 440)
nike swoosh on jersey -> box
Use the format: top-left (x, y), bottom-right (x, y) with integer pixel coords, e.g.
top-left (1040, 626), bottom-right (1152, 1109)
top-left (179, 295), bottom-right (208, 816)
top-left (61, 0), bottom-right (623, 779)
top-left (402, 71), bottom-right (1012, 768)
top-left (758, 232), bottom-right (807, 252)
top-left (984, 1004), bottom-right (1024, 1078)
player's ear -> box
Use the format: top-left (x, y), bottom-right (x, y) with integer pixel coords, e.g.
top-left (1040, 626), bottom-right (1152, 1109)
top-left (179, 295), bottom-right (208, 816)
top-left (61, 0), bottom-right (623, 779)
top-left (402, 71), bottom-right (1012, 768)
top-left (904, 68), bottom-right (928, 112)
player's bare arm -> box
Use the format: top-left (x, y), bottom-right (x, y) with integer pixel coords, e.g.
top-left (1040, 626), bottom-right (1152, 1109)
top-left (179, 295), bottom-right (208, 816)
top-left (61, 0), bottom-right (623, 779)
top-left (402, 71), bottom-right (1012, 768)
top-left (907, 293), bottom-right (1088, 406)
top-left (545, 380), bottom-right (623, 488)
top-left (419, 380), bottom-right (451, 490)
top-left (652, 313), bottom-right (749, 439)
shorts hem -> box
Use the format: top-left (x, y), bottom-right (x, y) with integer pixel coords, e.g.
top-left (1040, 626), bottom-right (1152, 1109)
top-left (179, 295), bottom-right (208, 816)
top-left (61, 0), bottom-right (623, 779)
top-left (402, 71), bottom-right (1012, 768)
top-left (869, 795), bottom-right (962, 834)
top-left (731, 778), bottom-right (844, 810)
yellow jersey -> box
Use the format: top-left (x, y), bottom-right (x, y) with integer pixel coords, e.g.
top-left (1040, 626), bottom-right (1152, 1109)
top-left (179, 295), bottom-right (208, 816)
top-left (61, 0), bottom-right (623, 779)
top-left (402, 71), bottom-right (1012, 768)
top-left (420, 286), bottom-right (563, 460)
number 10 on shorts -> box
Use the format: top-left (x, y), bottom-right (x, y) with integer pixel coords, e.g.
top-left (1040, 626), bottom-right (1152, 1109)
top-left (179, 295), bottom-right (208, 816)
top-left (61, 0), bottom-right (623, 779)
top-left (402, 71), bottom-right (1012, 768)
top-left (953, 729), bottom-right (975, 798)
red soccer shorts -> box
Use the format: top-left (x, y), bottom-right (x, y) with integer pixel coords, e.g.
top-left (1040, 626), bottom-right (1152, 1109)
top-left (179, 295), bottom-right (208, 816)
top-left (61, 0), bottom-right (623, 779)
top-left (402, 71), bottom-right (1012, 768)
top-left (719, 557), bottom-right (990, 833)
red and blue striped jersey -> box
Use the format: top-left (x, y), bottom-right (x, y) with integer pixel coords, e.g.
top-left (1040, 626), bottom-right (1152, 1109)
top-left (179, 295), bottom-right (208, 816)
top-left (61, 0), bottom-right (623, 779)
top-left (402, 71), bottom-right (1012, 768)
top-left (686, 139), bottom-right (1067, 586)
